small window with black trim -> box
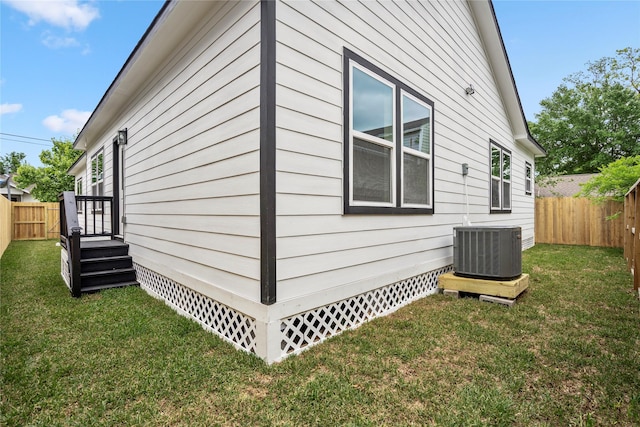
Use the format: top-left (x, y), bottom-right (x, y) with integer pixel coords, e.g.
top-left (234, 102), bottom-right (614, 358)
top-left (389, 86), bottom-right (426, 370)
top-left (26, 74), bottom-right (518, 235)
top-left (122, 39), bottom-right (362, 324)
top-left (525, 161), bottom-right (533, 195)
top-left (90, 148), bottom-right (104, 213)
top-left (344, 48), bottom-right (434, 214)
top-left (490, 140), bottom-right (511, 213)
top-left (76, 177), bottom-right (83, 213)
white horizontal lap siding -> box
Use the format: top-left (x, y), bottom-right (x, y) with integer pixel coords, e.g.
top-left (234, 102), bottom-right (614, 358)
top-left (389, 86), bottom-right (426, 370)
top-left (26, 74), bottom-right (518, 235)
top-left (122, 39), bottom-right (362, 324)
top-left (117, 1), bottom-right (262, 301)
top-left (274, 0), bottom-right (533, 301)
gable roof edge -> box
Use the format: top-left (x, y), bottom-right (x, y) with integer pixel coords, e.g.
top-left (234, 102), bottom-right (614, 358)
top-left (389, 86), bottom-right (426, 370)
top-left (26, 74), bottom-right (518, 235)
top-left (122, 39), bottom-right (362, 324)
top-left (468, 0), bottom-right (546, 157)
top-left (73, 0), bottom-right (176, 151)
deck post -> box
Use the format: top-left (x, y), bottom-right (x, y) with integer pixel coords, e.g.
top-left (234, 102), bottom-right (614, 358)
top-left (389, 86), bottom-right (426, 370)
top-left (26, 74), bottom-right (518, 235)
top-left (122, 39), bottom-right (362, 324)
top-left (70, 226), bottom-right (82, 298)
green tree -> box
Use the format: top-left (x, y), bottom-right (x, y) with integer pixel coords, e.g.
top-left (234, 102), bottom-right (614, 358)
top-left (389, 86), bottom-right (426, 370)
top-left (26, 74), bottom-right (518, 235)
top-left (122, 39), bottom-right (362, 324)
top-left (15, 138), bottom-right (82, 202)
top-left (0, 152), bottom-right (27, 175)
top-left (531, 48), bottom-right (640, 175)
top-left (577, 155), bottom-right (640, 203)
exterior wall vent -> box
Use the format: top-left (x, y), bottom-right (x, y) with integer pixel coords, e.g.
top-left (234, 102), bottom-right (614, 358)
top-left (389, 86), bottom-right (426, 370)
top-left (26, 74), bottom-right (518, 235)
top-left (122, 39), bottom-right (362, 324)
top-left (453, 226), bottom-right (522, 280)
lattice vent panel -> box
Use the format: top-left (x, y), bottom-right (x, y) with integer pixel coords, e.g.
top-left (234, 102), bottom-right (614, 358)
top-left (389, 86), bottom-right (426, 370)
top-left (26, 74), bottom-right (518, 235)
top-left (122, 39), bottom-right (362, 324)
top-left (280, 265), bottom-right (453, 356)
top-left (134, 263), bottom-right (257, 354)
top-left (60, 248), bottom-right (70, 290)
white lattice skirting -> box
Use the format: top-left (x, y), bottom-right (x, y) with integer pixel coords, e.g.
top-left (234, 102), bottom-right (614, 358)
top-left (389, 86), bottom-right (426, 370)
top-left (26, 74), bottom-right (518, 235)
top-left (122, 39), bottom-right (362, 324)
top-left (134, 262), bottom-right (452, 363)
top-left (134, 263), bottom-right (258, 354)
top-left (280, 265), bottom-right (453, 357)
top-left (60, 248), bottom-right (70, 290)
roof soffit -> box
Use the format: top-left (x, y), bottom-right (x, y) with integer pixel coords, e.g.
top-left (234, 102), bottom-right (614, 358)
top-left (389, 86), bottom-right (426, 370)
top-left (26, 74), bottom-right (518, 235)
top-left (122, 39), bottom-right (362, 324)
top-left (467, 0), bottom-right (546, 157)
top-left (74, 0), bottom-right (214, 150)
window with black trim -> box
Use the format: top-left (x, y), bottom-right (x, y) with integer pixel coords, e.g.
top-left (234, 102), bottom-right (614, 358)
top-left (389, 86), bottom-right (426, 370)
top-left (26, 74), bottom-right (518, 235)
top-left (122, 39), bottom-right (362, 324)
top-left (525, 162), bottom-right (533, 195)
top-left (91, 149), bottom-right (104, 196)
top-left (490, 141), bottom-right (511, 213)
top-left (344, 48), bottom-right (434, 214)
top-left (76, 177), bottom-right (83, 213)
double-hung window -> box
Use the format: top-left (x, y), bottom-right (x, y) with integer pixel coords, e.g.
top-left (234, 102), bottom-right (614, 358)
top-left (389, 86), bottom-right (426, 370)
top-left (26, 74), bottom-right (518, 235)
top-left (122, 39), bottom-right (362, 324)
top-left (76, 177), bottom-right (83, 213)
top-left (91, 149), bottom-right (104, 196)
top-left (490, 141), bottom-right (511, 213)
top-left (525, 162), bottom-right (533, 195)
top-left (344, 48), bottom-right (434, 214)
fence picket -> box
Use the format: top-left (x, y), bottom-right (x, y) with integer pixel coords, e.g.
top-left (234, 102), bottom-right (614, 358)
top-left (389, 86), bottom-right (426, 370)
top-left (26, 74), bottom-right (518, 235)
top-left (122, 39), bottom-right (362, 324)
top-left (12, 202), bottom-right (60, 241)
top-left (535, 197), bottom-right (623, 248)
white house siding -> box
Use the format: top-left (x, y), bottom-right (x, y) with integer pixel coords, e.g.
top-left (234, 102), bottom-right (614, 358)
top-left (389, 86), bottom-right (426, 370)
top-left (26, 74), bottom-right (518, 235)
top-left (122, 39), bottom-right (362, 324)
top-left (90, 1), bottom-right (263, 302)
top-left (274, 0), bottom-right (537, 305)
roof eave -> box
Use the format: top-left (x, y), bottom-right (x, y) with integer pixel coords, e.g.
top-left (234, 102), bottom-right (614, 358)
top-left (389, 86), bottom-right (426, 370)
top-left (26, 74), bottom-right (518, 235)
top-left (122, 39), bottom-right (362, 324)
top-left (468, 0), bottom-right (546, 158)
top-left (73, 0), bottom-right (178, 151)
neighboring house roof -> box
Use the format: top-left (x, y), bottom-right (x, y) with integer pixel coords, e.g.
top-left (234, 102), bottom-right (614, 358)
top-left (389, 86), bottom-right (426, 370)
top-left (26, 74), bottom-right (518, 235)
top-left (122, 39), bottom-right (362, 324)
top-left (0, 174), bottom-right (38, 201)
top-left (536, 173), bottom-right (598, 197)
top-left (74, 0), bottom-right (546, 159)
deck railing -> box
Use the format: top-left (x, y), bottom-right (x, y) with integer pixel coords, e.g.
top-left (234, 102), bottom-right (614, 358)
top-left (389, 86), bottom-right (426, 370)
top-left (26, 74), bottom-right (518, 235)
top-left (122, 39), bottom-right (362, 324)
top-left (59, 192), bottom-right (115, 297)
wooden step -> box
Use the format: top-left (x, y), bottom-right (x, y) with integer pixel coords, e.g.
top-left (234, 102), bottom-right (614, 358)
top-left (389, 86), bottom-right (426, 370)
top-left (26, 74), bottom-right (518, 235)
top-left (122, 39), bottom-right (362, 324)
top-left (81, 281), bottom-right (140, 293)
top-left (81, 255), bottom-right (133, 273)
top-left (80, 240), bottom-right (130, 259)
top-left (80, 267), bottom-right (137, 288)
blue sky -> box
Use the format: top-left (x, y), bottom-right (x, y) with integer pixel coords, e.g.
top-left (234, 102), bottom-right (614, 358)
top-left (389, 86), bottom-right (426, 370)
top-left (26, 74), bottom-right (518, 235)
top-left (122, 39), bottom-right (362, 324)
top-left (1, 0), bottom-right (639, 168)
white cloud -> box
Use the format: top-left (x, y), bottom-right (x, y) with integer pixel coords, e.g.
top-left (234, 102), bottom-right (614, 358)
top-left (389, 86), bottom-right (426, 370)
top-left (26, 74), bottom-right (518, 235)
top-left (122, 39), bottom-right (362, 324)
top-left (1, 103), bottom-right (23, 115)
top-left (41, 31), bottom-right (79, 49)
top-left (3, 0), bottom-right (100, 31)
top-left (43, 109), bottom-right (91, 134)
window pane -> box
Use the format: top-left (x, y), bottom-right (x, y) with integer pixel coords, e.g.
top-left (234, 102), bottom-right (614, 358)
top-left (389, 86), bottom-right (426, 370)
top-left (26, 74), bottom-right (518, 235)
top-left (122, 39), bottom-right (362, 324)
top-left (353, 138), bottom-right (392, 203)
top-left (352, 67), bottom-right (393, 141)
top-left (97, 153), bottom-right (104, 181)
top-left (491, 147), bottom-right (501, 177)
top-left (503, 181), bottom-right (511, 209)
top-left (402, 95), bottom-right (430, 155)
top-left (91, 158), bottom-right (97, 184)
top-left (503, 152), bottom-right (511, 181)
top-left (403, 153), bottom-right (429, 205)
top-left (491, 177), bottom-right (501, 208)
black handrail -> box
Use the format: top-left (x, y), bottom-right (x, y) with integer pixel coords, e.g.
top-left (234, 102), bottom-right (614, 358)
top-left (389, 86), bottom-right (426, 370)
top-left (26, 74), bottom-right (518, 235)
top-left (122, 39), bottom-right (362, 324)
top-left (75, 196), bottom-right (115, 237)
top-left (59, 193), bottom-right (116, 297)
top-left (60, 192), bottom-right (82, 297)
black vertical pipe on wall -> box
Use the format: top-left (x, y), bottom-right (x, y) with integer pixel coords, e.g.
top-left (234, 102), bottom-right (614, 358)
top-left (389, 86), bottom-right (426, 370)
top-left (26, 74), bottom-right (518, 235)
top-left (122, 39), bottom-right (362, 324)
top-left (260, 0), bottom-right (277, 305)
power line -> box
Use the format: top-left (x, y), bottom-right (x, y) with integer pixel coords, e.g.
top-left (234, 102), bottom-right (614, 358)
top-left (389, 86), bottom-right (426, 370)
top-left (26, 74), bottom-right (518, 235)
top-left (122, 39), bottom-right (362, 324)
top-left (0, 132), bottom-right (52, 147)
top-left (0, 136), bottom-right (51, 147)
top-left (0, 132), bottom-right (51, 142)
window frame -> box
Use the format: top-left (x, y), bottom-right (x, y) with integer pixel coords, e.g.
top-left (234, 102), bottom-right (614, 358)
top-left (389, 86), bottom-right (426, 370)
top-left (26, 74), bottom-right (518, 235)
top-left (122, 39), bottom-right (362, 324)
top-left (76, 177), bottom-right (83, 213)
top-left (525, 161), bottom-right (533, 195)
top-left (90, 148), bottom-right (104, 197)
top-left (489, 140), bottom-right (512, 214)
top-left (343, 48), bottom-right (435, 215)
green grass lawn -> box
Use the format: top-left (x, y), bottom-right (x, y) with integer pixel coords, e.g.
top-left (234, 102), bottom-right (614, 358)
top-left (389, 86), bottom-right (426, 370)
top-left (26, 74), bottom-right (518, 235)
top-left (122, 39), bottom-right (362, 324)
top-left (1, 241), bottom-right (639, 426)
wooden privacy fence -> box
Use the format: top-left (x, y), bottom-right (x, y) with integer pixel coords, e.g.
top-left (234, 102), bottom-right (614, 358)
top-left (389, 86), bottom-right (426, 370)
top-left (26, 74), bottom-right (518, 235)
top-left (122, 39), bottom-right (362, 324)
top-left (0, 196), bottom-right (11, 257)
top-left (535, 197), bottom-right (624, 248)
top-left (12, 202), bottom-right (60, 241)
top-left (624, 178), bottom-right (640, 292)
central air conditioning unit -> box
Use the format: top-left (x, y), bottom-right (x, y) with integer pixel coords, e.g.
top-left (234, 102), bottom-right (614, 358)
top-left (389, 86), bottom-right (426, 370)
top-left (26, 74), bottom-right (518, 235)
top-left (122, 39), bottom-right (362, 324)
top-left (453, 226), bottom-right (522, 280)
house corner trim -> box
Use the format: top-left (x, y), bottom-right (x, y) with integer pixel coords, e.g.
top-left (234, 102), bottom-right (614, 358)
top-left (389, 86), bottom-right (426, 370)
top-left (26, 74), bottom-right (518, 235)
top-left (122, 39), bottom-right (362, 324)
top-left (260, 0), bottom-right (277, 305)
